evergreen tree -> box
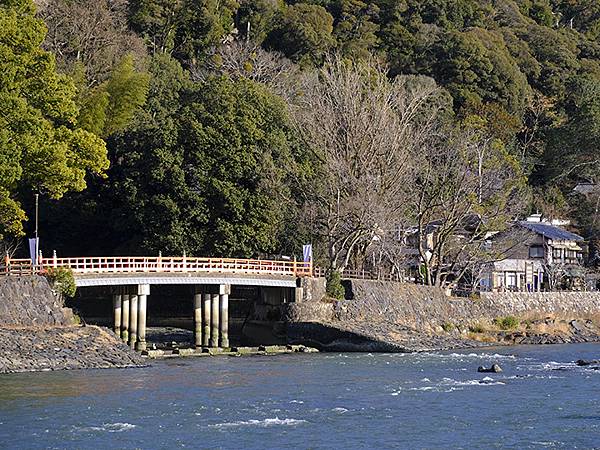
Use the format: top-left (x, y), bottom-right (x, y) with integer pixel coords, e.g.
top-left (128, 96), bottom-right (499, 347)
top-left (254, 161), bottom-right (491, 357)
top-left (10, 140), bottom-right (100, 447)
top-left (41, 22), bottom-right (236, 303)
top-left (0, 0), bottom-right (108, 239)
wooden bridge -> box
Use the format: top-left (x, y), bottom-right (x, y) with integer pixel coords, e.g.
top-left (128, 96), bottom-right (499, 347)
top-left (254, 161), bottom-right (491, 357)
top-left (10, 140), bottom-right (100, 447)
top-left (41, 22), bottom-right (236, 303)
top-left (2, 255), bottom-right (313, 279)
top-left (1, 255), bottom-right (400, 283)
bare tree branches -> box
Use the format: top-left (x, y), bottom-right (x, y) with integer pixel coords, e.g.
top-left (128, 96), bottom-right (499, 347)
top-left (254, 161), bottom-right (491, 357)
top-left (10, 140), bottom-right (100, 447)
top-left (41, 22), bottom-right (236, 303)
top-left (405, 125), bottom-right (527, 287)
top-left (290, 54), bottom-right (441, 271)
top-left (191, 40), bottom-right (298, 98)
top-left (38, 0), bottom-right (146, 85)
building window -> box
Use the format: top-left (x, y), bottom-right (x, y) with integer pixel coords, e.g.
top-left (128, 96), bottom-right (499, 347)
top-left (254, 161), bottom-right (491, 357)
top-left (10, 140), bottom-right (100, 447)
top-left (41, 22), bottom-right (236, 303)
top-left (507, 272), bottom-right (517, 288)
top-left (529, 246), bottom-right (544, 258)
top-left (553, 248), bottom-right (562, 259)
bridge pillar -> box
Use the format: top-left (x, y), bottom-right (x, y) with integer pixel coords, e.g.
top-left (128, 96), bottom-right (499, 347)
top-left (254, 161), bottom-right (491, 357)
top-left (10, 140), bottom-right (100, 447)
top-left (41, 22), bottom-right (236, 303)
top-left (210, 292), bottom-right (219, 348)
top-left (112, 293), bottom-right (122, 335)
top-left (129, 293), bottom-right (138, 349)
top-left (219, 285), bottom-right (231, 348)
top-left (193, 287), bottom-right (202, 349)
top-left (202, 292), bottom-right (211, 347)
top-left (136, 284), bottom-right (150, 351)
top-left (121, 293), bottom-right (130, 343)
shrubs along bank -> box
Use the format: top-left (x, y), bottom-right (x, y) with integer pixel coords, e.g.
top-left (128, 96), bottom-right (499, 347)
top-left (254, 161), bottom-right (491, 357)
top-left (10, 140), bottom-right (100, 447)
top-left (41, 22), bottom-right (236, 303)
top-left (0, 276), bottom-right (144, 374)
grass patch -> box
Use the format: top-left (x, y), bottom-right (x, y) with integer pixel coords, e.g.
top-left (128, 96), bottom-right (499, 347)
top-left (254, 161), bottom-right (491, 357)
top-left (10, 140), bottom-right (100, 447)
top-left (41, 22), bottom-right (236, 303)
top-left (441, 322), bottom-right (455, 332)
top-left (468, 323), bottom-right (485, 333)
top-left (494, 316), bottom-right (520, 330)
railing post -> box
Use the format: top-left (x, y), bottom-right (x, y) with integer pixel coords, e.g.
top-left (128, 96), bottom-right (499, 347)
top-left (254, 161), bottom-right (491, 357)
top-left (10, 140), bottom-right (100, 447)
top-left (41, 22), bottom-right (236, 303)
top-left (53, 250), bottom-right (57, 268)
top-left (183, 251), bottom-right (187, 272)
top-left (293, 256), bottom-right (297, 276)
top-left (4, 252), bottom-right (9, 274)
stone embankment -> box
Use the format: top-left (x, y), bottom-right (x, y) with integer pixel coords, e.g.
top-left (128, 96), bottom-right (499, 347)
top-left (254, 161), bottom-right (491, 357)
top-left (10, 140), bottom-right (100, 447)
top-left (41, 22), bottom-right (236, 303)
top-left (285, 279), bottom-right (600, 352)
top-left (0, 276), bottom-right (144, 374)
top-left (0, 326), bottom-right (144, 373)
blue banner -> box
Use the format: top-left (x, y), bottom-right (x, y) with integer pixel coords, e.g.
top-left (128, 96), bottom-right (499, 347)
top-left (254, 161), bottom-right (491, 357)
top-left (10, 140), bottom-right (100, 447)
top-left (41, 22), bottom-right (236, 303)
top-left (303, 244), bottom-right (313, 262)
top-left (29, 238), bottom-right (39, 266)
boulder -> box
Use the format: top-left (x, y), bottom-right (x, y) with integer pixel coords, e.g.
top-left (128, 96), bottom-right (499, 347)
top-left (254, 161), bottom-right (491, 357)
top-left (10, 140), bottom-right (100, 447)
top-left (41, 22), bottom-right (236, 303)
top-left (576, 359), bottom-right (600, 366)
top-left (477, 363), bottom-right (503, 373)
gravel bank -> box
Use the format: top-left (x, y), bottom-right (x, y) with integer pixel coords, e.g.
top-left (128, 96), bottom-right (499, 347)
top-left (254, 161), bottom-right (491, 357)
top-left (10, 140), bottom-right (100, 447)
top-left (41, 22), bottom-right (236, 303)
top-left (0, 326), bottom-right (145, 374)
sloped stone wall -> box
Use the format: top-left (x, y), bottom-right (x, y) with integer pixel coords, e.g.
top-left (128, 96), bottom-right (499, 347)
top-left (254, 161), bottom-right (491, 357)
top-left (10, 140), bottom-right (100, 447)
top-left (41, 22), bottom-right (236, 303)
top-left (0, 275), bottom-right (72, 326)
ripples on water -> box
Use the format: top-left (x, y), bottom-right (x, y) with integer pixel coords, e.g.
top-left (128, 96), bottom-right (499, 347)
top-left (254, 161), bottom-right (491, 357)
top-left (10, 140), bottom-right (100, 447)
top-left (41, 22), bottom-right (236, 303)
top-left (1, 344), bottom-right (599, 449)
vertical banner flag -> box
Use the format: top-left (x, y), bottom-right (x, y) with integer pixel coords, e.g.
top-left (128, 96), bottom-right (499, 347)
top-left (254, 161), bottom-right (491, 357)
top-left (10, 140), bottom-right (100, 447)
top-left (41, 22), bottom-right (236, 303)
top-left (303, 244), bottom-right (313, 263)
top-left (29, 238), bottom-right (39, 266)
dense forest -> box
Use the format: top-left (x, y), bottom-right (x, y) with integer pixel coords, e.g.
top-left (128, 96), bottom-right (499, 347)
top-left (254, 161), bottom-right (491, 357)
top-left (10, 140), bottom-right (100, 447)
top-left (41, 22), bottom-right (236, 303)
top-left (1, 0), bottom-right (599, 285)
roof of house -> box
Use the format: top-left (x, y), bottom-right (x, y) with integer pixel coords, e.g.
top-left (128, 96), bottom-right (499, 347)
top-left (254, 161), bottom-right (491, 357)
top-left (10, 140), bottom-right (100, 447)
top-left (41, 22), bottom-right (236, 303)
top-left (519, 221), bottom-right (584, 242)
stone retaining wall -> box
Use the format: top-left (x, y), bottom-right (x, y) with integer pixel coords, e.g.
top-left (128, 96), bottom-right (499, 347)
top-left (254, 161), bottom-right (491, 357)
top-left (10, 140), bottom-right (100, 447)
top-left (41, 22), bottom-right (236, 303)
top-left (289, 279), bottom-right (600, 331)
top-left (0, 276), bottom-right (145, 373)
top-left (0, 276), bottom-right (72, 326)
top-left (284, 279), bottom-right (600, 351)
top-left (479, 291), bottom-right (600, 320)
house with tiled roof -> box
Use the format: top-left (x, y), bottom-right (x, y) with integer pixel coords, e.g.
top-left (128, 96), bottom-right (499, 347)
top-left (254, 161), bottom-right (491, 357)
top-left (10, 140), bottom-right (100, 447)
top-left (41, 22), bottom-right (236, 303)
top-left (480, 214), bottom-right (586, 292)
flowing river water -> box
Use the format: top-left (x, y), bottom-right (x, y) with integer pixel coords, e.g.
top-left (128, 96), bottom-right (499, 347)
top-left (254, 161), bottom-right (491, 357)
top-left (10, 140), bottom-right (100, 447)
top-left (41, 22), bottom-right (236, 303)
top-left (1, 343), bottom-right (599, 449)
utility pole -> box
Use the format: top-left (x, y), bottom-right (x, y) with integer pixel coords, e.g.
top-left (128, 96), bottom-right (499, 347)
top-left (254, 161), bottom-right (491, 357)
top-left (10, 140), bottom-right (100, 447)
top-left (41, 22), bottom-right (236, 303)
top-left (35, 193), bottom-right (39, 240)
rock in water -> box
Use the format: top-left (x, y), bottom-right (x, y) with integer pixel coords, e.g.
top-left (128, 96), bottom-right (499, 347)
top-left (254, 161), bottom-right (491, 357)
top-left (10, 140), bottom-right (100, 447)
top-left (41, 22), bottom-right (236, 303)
top-left (576, 359), bottom-right (600, 366)
top-left (477, 364), bottom-right (503, 373)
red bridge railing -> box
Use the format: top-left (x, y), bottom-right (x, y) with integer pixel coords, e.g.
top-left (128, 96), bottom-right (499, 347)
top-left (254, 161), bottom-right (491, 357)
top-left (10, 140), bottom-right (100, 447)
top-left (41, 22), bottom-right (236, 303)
top-left (2, 256), bottom-right (313, 277)
top-left (2, 256), bottom-right (404, 281)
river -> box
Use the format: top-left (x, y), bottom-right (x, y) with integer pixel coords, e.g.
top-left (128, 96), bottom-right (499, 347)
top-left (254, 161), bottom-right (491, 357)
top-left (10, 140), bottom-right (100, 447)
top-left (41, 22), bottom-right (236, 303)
top-left (1, 344), bottom-right (599, 449)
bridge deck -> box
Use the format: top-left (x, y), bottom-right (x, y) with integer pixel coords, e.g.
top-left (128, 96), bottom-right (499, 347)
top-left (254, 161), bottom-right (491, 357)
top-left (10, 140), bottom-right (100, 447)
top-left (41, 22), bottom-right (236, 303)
top-left (74, 272), bottom-right (298, 287)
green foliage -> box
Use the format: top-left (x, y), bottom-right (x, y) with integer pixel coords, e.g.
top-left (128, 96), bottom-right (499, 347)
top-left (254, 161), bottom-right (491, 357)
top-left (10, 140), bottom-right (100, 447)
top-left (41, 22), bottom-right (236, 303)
top-left (237, 0), bottom-right (281, 44)
top-left (129, 0), bottom-right (238, 63)
top-left (266, 3), bottom-right (335, 66)
top-left (49, 54), bottom-right (309, 257)
top-left (494, 316), bottom-right (520, 330)
top-left (0, 0), bottom-right (108, 239)
top-left (24, 0), bottom-right (600, 259)
top-left (326, 270), bottom-right (345, 300)
top-left (441, 322), bottom-right (455, 332)
top-left (45, 266), bottom-right (77, 298)
top-left (77, 55), bottom-right (150, 138)
top-left (468, 323), bottom-right (485, 333)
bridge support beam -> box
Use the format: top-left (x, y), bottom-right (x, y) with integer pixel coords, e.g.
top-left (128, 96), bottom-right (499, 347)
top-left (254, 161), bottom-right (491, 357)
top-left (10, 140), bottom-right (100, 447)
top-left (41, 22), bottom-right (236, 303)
top-left (136, 284), bottom-right (149, 351)
top-left (193, 287), bottom-right (203, 349)
top-left (129, 293), bottom-right (138, 349)
top-left (121, 294), bottom-right (130, 343)
top-left (194, 284), bottom-right (230, 348)
top-left (219, 285), bottom-right (230, 348)
top-left (210, 292), bottom-right (219, 348)
top-left (112, 293), bottom-right (122, 335)
top-left (202, 292), bottom-right (211, 348)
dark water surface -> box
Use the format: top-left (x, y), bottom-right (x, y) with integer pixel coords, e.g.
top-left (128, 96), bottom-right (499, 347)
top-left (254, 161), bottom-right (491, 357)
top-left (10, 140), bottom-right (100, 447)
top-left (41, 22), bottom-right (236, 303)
top-left (1, 344), bottom-right (600, 449)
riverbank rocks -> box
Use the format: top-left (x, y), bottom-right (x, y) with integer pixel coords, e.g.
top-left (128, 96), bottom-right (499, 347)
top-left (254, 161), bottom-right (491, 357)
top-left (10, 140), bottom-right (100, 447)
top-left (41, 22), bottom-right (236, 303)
top-left (0, 326), bottom-right (145, 374)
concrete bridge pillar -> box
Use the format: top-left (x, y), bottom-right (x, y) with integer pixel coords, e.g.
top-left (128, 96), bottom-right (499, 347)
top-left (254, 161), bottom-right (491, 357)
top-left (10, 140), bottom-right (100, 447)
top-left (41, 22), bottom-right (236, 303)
top-left (210, 292), bottom-right (219, 348)
top-left (129, 293), bottom-right (138, 349)
top-left (121, 294), bottom-right (130, 343)
top-left (202, 292), bottom-right (211, 348)
top-left (136, 284), bottom-right (150, 351)
top-left (112, 293), bottom-right (122, 335)
top-left (193, 287), bottom-right (202, 349)
top-left (219, 285), bottom-right (230, 348)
